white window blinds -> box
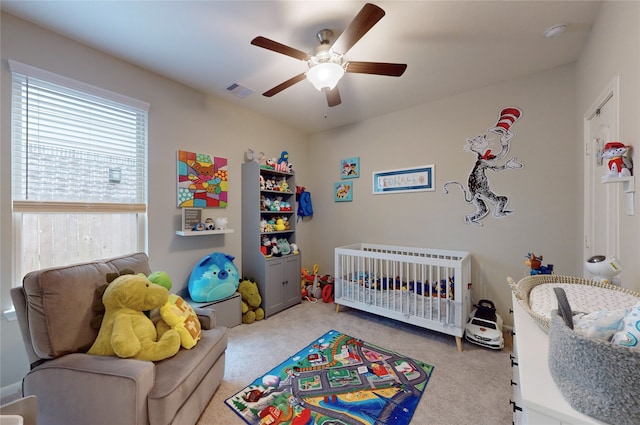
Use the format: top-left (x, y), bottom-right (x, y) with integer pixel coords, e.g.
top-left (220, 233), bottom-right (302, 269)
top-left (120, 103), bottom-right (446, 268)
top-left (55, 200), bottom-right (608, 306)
top-left (10, 60), bottom-right (149, 213)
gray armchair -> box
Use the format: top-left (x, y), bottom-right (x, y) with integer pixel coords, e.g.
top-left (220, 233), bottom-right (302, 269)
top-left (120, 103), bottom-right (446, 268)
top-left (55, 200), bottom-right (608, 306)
top-left (10, 252), bottom-right (228, 425)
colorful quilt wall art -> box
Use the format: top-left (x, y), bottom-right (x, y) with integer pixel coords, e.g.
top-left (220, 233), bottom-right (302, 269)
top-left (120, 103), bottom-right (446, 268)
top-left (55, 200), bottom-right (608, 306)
top-left (177, 150), bottom-right (228, 208)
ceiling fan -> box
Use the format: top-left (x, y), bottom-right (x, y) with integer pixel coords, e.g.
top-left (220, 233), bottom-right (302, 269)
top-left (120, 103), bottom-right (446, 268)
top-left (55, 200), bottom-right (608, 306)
top-left (251, 3), bottom-right (407, 107)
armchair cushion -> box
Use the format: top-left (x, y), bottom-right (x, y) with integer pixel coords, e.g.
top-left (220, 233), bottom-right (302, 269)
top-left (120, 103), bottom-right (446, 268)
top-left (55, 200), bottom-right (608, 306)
top-left (23, 353), bottom-right (155, 425)
top-left (21, 252), bottom-right (151, 359)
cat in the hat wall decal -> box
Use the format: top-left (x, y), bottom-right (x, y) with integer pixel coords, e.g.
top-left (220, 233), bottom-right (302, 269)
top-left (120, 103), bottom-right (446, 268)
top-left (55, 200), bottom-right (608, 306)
top-left (443, 107), bottom-right (524, 226)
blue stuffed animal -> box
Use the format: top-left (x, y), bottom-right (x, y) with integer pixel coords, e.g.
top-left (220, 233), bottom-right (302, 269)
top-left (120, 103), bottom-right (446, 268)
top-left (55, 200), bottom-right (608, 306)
top-left (188, 252), bottom-right (239, 302)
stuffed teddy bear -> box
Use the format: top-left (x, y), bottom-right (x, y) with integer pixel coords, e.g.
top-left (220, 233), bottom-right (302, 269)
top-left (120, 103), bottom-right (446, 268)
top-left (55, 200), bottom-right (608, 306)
top-left (88, 274), bottom-right (181, 361)
top-left (238, 279), bottom-right (264, 324)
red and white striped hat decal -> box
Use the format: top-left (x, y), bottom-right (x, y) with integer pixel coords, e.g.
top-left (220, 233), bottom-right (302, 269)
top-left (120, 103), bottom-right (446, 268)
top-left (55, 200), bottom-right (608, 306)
top-left (492, 107), bottom-right (522, 133)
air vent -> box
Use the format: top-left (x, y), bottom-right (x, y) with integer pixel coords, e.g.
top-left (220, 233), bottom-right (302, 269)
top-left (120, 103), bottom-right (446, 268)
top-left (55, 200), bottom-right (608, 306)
top-left (226, 83), bottom-right (254, 98)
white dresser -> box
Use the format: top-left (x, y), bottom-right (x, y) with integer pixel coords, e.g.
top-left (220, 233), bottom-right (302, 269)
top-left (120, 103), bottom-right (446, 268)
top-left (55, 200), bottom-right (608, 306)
top-left (511, 293), bottom-right (608, 425)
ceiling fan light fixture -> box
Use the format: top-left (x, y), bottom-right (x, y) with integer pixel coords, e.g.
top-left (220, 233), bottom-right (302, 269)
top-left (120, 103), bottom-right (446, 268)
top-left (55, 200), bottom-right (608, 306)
top-left (306, 62), bottom-right (345, 92)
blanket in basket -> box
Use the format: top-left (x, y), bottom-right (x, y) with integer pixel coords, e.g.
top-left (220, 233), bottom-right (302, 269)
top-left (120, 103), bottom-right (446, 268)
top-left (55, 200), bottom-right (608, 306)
top-left (548, 313), bottom-right (640, 425)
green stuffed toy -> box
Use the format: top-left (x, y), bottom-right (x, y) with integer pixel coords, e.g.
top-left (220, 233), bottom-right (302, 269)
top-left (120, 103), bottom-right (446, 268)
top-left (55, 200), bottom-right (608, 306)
top-left (147, 270), bottom-right (172, 291)
top-left (88, 274), bottom-right (181, 361)
top-left (238, 279), bottom-right (264, 324)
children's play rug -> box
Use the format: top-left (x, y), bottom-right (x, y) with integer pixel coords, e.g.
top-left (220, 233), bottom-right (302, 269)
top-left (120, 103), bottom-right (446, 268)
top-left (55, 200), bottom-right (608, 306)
top-left (225, 329), bottom-right (434, 425)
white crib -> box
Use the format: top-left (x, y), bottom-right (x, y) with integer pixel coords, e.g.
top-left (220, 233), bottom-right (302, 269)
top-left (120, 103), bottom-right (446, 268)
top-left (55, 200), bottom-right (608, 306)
top-left (334, 243), bottom-right (472, 351)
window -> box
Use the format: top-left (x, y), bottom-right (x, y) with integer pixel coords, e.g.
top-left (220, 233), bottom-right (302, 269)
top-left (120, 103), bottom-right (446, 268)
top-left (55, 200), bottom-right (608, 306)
top-left (10, 60), bottom-right (148, 284)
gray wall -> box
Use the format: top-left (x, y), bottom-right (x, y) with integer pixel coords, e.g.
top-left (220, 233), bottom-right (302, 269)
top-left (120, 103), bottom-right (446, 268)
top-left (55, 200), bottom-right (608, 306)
top-left (576, 0), bottom-right (640, 286)
top-left (306, 64), bottom-right (580, 321)
top-left (0, 12), bottom-right (309, 387)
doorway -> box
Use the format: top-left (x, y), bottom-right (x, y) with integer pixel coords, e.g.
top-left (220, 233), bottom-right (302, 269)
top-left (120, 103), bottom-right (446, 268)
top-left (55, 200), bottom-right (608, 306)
top-left (583, 77), bottom-right (619, 275)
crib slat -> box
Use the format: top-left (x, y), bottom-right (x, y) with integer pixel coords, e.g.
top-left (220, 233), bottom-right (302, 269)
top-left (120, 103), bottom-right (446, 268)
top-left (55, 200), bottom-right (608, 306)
top-left (334, 243), bottom-right (471, 347)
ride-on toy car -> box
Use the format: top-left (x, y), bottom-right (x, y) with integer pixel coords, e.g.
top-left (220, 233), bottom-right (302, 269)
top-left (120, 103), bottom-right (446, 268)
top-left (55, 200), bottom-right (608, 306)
top-left (465, 299), bottom-right (504, 350)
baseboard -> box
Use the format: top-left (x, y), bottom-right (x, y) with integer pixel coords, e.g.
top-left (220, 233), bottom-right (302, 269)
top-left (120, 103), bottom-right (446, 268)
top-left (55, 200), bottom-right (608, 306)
top-left (0, 381), bottom-right (22, 406)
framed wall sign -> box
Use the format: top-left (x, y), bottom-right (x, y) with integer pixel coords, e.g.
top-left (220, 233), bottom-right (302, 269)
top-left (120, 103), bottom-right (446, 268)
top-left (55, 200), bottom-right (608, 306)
top-left (372, 165), bottom-right (434, 194)
top-left (182, 208), bottom-right (202, 231)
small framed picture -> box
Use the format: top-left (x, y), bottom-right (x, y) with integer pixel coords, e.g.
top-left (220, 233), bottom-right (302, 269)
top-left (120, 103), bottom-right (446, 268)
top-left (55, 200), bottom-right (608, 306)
top-left (334, 182), bottom-right (353, 202)
top-left (182, 208), bottom-right (202, 231)
top-left (341, 157), bottom-right (360, 179)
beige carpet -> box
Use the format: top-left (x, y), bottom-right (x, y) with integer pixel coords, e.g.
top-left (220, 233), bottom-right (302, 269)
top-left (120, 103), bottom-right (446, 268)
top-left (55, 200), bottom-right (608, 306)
top-left (197, 300), bottom-right (513, 425)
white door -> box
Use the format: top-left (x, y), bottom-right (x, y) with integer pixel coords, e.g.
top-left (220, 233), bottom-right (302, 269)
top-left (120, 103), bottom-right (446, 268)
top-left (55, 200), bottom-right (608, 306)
top-left (584, 78), bottom-right (619, 274)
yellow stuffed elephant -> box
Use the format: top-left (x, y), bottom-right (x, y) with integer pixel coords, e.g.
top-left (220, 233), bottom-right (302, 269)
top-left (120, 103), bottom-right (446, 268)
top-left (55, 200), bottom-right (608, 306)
top-left (88, 274), bottom-right (181, 361)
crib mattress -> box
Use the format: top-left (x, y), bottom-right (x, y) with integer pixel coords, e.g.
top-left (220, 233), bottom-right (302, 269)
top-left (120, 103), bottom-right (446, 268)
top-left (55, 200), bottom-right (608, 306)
top-left (336, 279), bottom-right (459, 324)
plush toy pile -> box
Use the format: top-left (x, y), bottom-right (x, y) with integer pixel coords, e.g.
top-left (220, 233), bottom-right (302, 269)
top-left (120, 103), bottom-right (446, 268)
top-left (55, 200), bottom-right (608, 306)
top-left (89, 271), bottom-right (201, 361)
top-left (301, 264), bottom-right (335, 303)
top-left (238, 279), bottom-right (264, 324)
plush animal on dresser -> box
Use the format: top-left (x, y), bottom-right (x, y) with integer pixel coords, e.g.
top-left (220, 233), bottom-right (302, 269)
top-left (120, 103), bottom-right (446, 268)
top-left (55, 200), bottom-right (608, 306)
top-left (602, 142), bottom-right (633, 178)
top-left (276, 238), bottom-right (291, 255)
top-left (246, 148), bottom-right (265, 163)
top-left (88, 274), bottom-right (181, 361)
top-left (188, 252), bottom-right (240, 302)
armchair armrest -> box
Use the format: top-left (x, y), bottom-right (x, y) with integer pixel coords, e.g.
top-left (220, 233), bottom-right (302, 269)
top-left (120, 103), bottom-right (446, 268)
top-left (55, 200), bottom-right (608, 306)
top-left (24, 353), bottom-right (154, 425)
top-left (194, 306), bottom-right (217, 330)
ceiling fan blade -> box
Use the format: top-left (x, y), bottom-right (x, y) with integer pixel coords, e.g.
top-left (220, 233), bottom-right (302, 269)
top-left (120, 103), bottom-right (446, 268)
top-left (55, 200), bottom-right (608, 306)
top-left (331, 3), bottom-right (385, 55)
top-left (345, 61), bottom-right (407, 77)
top-left (262, 73), bottom-right (306, 97)
top-left (251, 36), bottom-right (309, 61)
top-left (325, 88), bottom-right (341, 107)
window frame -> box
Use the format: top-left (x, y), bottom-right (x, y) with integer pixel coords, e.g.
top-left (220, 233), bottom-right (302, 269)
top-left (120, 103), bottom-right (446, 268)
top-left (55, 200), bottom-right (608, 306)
top-left (9, 60), bottom-right (149, 285)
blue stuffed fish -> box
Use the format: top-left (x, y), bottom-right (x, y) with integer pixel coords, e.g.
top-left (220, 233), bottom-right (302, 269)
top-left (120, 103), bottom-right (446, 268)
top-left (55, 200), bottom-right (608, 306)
top-left (188, 252), bottom-right (239, 302)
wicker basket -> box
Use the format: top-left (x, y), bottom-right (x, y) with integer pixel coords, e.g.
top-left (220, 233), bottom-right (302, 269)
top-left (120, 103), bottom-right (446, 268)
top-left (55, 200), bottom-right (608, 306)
top-left (508, 274), bottom-right (640, 332)
top-left (548, 312), bottom-right (640, 425)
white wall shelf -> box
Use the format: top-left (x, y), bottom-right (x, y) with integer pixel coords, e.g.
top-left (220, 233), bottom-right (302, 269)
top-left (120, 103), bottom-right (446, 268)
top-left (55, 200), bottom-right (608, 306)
top-left (176, 229), bottom-right (234, 236)
top-left (601, 175), bottom-right (635, 215)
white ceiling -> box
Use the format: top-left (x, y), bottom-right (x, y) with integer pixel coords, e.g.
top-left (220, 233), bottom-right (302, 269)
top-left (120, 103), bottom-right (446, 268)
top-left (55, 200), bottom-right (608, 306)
top-left (2, 1), bottom-right (601, 134)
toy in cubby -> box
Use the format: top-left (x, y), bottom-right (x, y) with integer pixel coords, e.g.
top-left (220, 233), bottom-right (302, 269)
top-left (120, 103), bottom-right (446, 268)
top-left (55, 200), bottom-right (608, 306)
top-left (265, 218), bottom-right (275, 232)
top-left (263, 158), bottom-right (276, 170)
top-left (261, 236), bottom-right (272, 256)
top-left (260, 195), bottom-right (269, 211)
top-left (259, 151), bottom-right (293, 173)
